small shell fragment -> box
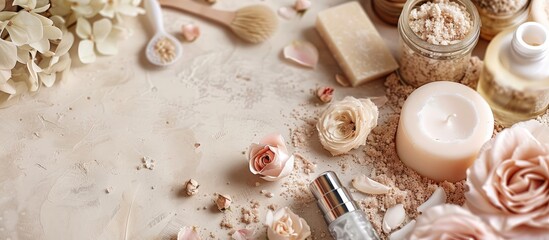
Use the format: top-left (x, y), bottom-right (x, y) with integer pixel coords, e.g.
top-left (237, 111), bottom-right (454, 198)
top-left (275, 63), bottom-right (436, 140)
top-left (283, 41), bottom-right (319, 68)
top-left (417, 187), bottom-right (446, 213)
top-left (382, 204), bottom-right (406, 233)
top-left (216, 194), bottom-right (232, 211)
top-left (389, 220), bottom-right (416, 240)
top-left (352, 174), bottom-right (391, 195)
top-left (181, 23), bottom-right (200, 42)
top-left (185, 179), bottom-right (199, 196)
top-left (316, 86), bottom-right (334, 103)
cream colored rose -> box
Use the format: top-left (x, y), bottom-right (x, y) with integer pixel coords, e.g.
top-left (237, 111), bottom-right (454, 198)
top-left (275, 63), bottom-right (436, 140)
top-left (248, 134), bottom-right (294, 181)
top-left (466, 120), bottom-right (549, 238)
top-left (410, 204), bottom-right (502, 240)
top-left (317, 96), bottom-right (379, 156)
top-left (266, 207), bottom-right (311, 240)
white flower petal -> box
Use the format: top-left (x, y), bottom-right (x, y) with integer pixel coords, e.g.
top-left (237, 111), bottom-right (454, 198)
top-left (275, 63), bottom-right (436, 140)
top-left (29, 38), bottom-right (50, 53)
top-left (76, 17), bottom-right (92, 39)
top-left (33, 3), bottom-right (50, 12)
top-left (177, 226), bottom-right (201, 240)
top-left (278, 6), bottom-right (297, 20)
top-left (389, 220), bottom-right (416, 240)
top-left (43, 25), bottom-right (63, 40)
top-left (417, 187), bottom-right (446, 213)
top-left (0, 81), bottom-right (16, 94)
top-left (0, 12), bottom-right (16, 21)
top-left (78, 40), bottom-right (96, 63)
top-left (56, 32), bottom-right (74, 56)
top-left (0, 39), bottom-right (17, 69)
top-left (383, 204), bottom-right (406, 233)
top-left (283, 40), bottom-right (319, 68)
top-left (0, 69), bottom-right (10, 83)
top-left (93, 18), bottom-right (112, 42)
top-left (231, 228), bottom-right (255, 240)
top-left (0, 0), bottom-right (5, 11)
top-left (96, 34), bottom-right (118, 55)
top-left (352, 174), bottom-right (391, 195)
top-left (260, 155), bottom-right (294, 182)
top-left (38, 72), bottom-right (56, 87)
top-left (9, 11), bottom-right (43, 45)
top-left (13, 0), bottom-right (36, 9)
top-left (117, 4), bottom-right (145, 16)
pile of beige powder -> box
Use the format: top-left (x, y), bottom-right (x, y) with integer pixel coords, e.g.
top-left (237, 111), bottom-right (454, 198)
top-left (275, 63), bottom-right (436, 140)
top-left (475, 0), bottom-right (528, 15)
top-left (409, 0), bottom-right (472, 45)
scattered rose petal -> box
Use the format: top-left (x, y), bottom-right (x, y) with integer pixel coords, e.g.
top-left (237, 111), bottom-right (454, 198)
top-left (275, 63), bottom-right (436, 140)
top-left (177, 226), bottom-right (201, 240)
top-left (283, 41), bottom-right (319, 68)
top-left (383, 204), bottom-right (406, 233)
top-left (185, 179), bottom-right (199, 196)
top-left (231, 228), bottom-right (255, 240)
top-left (294, 0), bottom-right (311, 13)
top-left (352, 174), bottom-right (391, 195)
top-left (181, 23), bottom-right (200, 42)
top-left (316, 86), bottom-right (334, 103)
top-left (369, 96), bottom-right (388, 108)
top-left (389, 220), bottom-right (416, 240)
top-left (417, 187), bottom-right (446, 213)
top-left (277, 6), bottom-right (297, 20)
top-left (216, 194), bottom-right (232, 211)
top-left (335, 74), bottom-right (350, 87)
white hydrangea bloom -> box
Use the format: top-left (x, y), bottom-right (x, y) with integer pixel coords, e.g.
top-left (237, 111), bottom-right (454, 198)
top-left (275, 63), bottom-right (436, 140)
top-left (76, 17), bottom-right (118, 63)
top-left (0, 11), bottom-right (43, 46)
top-left (100, 0), bottom-right (144, 20)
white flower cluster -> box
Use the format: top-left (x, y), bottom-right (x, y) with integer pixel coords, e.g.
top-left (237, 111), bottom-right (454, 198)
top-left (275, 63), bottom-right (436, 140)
top-left (0, 0), bottom-right (143, 96)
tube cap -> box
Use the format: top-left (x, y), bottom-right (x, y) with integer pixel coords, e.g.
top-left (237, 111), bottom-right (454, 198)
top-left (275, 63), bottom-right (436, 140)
top-left (309, 171), bottom-right (359, 223)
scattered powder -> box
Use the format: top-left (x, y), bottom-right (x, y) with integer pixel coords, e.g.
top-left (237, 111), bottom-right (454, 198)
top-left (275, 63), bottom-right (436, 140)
top-left (154, 37), bottom-right (176, 63)
top-left (409, 0), bottom-right (472, 45)
top-left (105, 187), bottom-right (113, 194)
top-left (294, 152), bottom-right (317, 174)
top-left (476, 0), bottom-right (528, 15)
top-left (239, 200), bottom-right (260, 224)
top-left (267, 204), bottom-right (278, 211)
top-left (142, 156), bottom-right (155, 170)
top-left (220, 217), bottom-right (234, 229)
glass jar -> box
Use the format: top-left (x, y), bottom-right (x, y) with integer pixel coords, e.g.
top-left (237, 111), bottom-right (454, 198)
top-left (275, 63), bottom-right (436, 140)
top-left (397, 0), bottom-right (481, 87)
top-left (477, 23), bottom-right (549, 127)
top-left (474, 0), bottom-right (530, 40)
top-left (373, 0), bottom-right (406, 25)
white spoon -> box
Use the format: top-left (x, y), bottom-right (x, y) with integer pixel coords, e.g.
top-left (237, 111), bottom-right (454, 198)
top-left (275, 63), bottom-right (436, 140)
top-left (144, 0), bottom-right (182, 66)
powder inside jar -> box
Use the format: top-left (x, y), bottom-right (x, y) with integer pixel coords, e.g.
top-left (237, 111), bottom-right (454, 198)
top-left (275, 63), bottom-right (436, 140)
top-left (476, 0), bottom-right (528, 15)
top-left (409, 0), bottom-right (472, 45)
top-left (154, 37), bottom-right (176, 63)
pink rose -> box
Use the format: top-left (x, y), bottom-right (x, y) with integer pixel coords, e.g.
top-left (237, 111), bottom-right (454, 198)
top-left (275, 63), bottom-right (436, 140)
top-left (466, 120), bottom-right (549, 238)
top-left (248, 134), bottom-right (294, 181)
top-left (410, 204), bottom-right (502, 240)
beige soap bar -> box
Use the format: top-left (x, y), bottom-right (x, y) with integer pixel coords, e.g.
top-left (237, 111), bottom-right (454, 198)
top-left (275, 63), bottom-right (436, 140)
top-left (316, 2), bottom-right (398, 86)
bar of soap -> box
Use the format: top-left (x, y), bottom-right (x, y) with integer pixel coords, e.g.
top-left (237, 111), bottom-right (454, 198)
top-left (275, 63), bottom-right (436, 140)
top-left (316, 2), bottom-right (398, 86)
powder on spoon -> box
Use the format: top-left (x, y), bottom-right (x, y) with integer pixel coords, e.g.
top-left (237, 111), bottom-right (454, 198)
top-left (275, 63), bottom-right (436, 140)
top-left (154, 37), bottom-right (176, 63)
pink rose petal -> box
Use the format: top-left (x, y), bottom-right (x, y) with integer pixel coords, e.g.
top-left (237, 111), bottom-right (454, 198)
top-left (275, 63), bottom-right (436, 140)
top-left (283, 41), bottom-right (319, 69)
top-left (278, 6), bottom-right (297, 20)
top-left (231, 228), bottom-right (255, 240)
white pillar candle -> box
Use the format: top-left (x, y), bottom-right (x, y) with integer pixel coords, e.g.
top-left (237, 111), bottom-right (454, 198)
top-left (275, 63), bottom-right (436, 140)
top-left (396, 81), bottom-right (494, 182)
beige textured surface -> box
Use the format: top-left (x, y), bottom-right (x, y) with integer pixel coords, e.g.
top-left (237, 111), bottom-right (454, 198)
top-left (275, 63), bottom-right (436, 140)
top-left (0, 0), bottom-right (489, 239)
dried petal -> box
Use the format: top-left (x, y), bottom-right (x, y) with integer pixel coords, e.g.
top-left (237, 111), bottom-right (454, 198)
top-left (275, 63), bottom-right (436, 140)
top-left (283, 41), bottom-right (319, 68)
top-left (231, 228), bottom-right (255, 240)
top-left (352, 174), bottom-right (391, 195)
top-left (177, 226), bottom-right (201, 240)
top-left (0, 39), bottom-right (17, 69)
top-left (181, 23), bottom-right (200, 42)
top-left (277, 6), bottom-right (297, 20)
top-left (417, 187), bottom-right (446, 213)
top-left (383, 204), bottom-right (406, 233)
top-left (294, 0), bottom-right (311, 13)
top-left (216, 194), bottom-right (232, 211)
top-left (185, 179), bottom-right (199, 196)
top-left (389, 220), bottom-right (416, 240)
top-left (316, 86), bottom-right (334, 103)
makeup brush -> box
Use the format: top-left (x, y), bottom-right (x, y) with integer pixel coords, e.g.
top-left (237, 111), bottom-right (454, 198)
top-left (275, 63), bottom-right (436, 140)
top-left (158, 0), bottom-right (278, 43)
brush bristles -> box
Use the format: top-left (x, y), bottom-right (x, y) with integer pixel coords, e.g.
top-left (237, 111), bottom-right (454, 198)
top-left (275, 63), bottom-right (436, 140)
top-left (230, 5), bottom-right (278, 43)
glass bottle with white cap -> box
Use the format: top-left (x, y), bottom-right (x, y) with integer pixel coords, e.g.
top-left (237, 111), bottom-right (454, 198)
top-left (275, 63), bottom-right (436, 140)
top-left (310, 171), bottom-right (379, 240)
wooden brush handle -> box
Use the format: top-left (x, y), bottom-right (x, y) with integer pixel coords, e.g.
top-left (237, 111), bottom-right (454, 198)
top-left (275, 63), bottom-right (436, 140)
top-left (158, 0), bottom-right (235, 27)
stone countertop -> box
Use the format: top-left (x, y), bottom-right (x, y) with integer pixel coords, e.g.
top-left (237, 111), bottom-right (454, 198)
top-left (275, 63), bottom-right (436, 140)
top-left (0, 0), bottom-right (489, 239)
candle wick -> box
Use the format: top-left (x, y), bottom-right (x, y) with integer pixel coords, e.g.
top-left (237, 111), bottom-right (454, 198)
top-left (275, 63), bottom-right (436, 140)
top-left (445, 113), bottom-right (457, 124)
